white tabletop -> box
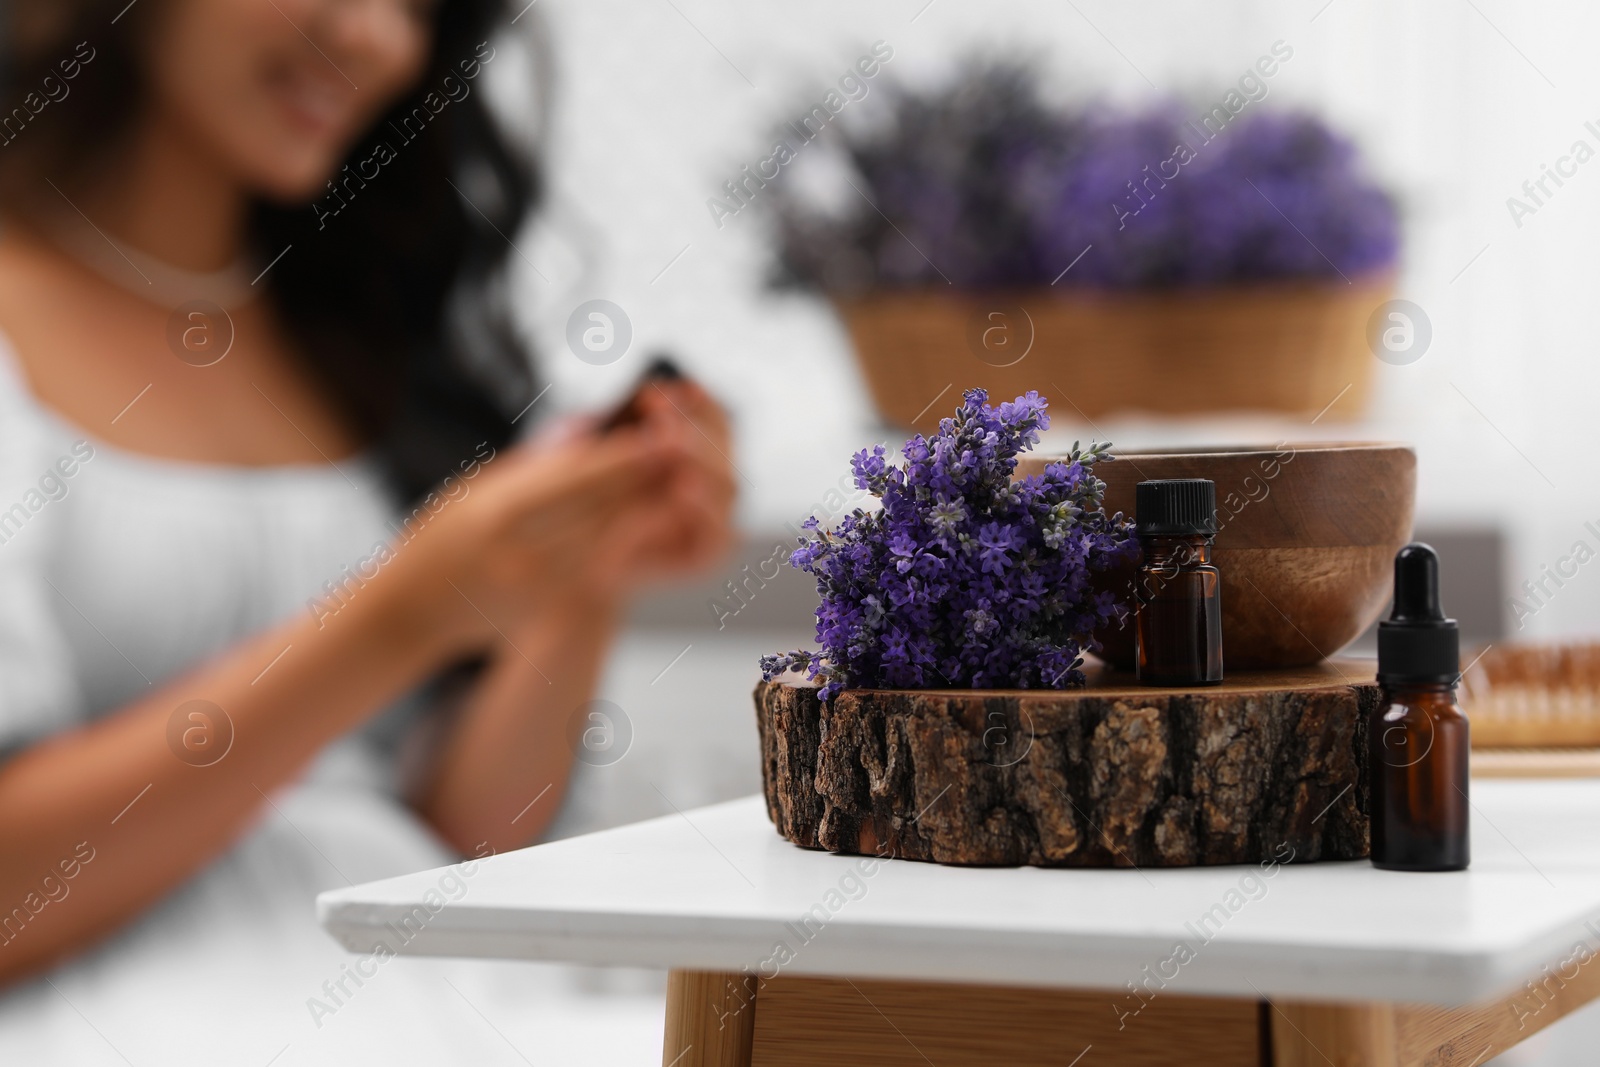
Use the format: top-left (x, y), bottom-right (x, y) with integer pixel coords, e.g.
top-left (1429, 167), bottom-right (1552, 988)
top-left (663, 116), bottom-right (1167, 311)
top-left (319, 780), bottom-right (1600, 1006)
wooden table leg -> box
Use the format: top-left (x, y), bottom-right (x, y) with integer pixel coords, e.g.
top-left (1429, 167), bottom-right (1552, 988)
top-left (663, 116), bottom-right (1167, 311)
top-left (1270, 1002), bottom-right (1399, 1067)
top-left (662, 970), bottom-right (758, 1067)
top-left (1272, 952), bottom-right (1600, 1067)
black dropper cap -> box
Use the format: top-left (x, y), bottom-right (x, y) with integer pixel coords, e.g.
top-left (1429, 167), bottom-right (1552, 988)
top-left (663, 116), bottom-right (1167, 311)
top-left (1135, 479), bottom-right (1217, 537)
top-left (1377, 542), bottom-right (1460, 686)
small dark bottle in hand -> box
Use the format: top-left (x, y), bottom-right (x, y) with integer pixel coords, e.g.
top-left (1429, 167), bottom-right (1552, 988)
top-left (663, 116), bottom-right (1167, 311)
top-left (1370, 543), bottom-right (1470, 871)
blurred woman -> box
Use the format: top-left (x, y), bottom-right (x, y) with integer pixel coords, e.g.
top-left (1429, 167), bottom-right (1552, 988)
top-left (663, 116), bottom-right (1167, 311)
top-left (0, 0), bottom-right (733, 1060)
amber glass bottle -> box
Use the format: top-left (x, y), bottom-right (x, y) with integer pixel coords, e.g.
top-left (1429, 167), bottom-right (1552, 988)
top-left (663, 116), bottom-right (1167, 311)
top-left (1370, 543), bottom-right (1470, 871)
top-left (1134, 479), bottom-right (1223, 687)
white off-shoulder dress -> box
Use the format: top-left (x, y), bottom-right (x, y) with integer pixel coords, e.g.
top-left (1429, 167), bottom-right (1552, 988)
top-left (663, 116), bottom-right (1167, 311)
top-left (0, 342), bottom-right (662, 1064)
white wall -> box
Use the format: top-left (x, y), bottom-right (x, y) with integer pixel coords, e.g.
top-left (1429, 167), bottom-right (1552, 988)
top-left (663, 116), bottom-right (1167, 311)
top-left (503, 0), bottom-right (1600, 640)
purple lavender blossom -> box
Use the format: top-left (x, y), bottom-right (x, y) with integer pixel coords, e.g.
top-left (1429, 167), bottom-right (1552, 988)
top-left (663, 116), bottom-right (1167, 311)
top-left (1033, 109), bottom-right (1399, 287)
top-left (773, 62), bottom-right (1076, 291)
top-left (761, 389), bottom-right (1136, 701)
top-left (770, 63), bottom-right (1398, 292)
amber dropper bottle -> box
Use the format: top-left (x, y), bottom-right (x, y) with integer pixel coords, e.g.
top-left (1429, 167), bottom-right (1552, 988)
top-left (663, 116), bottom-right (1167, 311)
top-left (1370, 543), bottom-right (1470, 871)
top-left (1134, 479), bottom-right (1223, 687)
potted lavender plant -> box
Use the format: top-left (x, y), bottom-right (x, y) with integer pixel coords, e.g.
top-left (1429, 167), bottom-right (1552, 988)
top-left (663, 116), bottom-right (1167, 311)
top-left (769, 64), bottom-right (1399, 426)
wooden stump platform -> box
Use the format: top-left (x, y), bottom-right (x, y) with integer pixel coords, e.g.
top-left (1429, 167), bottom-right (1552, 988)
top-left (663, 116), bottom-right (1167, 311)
top-left (754, 660), bottom-right (1377, 868)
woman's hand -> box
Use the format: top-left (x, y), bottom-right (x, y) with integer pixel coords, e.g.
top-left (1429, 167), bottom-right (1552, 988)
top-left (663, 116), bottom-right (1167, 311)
top-left (369, 375), bottom-right (736, 663)
top-left (411, 381), bottom-right (737, 850)
top-left (376, 422), bottom-right (686, 659)
top-left (584, 379), bottom-right (739, 596)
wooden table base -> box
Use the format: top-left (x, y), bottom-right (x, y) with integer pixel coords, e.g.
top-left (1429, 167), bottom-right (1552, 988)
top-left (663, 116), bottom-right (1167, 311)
top-left (663, 965), bottom-right (1600, 1067)
top-left (662, 971), bottom-right (758, 1067)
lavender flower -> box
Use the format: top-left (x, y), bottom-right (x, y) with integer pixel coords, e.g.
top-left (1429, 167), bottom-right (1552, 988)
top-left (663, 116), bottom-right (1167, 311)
top-left (761, 390), bottom-right (1135, 701)
top-left (1031, 109), bottom-right (1399, 287)
top-left (770, 63), bottom-right (1398, 292)
top-left (773, 61), bottom-right (1075, 291)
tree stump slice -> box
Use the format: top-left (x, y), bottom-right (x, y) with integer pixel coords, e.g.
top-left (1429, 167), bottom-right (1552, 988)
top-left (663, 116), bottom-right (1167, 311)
top-left (754, 660), bottom-right (1376, 868)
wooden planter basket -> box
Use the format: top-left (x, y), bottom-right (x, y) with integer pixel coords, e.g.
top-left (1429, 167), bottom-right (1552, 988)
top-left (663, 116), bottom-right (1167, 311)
top-left (837, 281), bottom-right (1390, 428)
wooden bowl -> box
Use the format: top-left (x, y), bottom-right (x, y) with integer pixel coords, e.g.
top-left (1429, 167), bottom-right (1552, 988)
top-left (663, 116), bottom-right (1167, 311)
top-left (1015, 443), bottom-right (1416, 669)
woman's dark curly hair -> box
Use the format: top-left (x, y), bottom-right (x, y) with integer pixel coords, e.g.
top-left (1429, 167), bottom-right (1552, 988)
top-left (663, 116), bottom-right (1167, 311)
top-left (0, 0), bottom-right (540, 500)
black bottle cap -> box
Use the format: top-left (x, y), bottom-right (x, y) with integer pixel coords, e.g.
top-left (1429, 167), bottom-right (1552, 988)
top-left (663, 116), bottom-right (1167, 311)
top-left (1136, 479), bottom-right (1217, 537)
top-left (1377, 542), bottom-right (1460, 686)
